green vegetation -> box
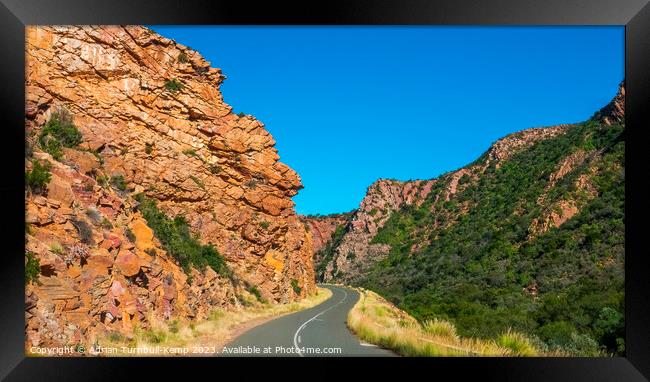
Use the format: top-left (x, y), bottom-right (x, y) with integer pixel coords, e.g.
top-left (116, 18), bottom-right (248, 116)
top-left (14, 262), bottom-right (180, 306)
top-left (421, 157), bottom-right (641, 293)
top-left (315, 224), bottom-right (348, 281)
top-left (237, 112), bottom-right (246, 118)
top-left (259, 221), bottom-right (270, 230)
top-left (96, 175), bottom-right (109, 188)
top-left (356, 119), bottom-right (625, 356)
top-left (50, 242), bottom-right (65, 255)
top-left (144, 143), bottom-right (153, 154)
top-left (247, 285), bottom-right (266, 303)
top-left (177, 52), bottom-right (189, 63)
top-left (182, 149), bottom-right (197, 157)
top-left (209, 164), bottom-right (222, 174)
top-left (71, 219), bottom-right (94, 245)
top-left (290, 279), bottom-right (302, 295)
top-left (189, 175), bottom-right (205, 190)
top-left (245, 180), bottom-right (258, 189)
top-left (25, 159), bottom-right (52, 194)
top-left (134, 194), bottom-right (229, 276)
top-left (164, 79), bottom-right (184, 92)
top-left (101, 217), bottom-right (113, 230)
top-left (25, 252), bottom-right (40, 285)
top-left (110, 174), bottom-right (127, 191)
top-left (125, 228), bottom-right (136, 243)
top-left (90, 149), bottom-right (104, 165)
top-left (348, 289), bottom-right (538, 356)
top-left (38, 108), bottom-right (82, 160)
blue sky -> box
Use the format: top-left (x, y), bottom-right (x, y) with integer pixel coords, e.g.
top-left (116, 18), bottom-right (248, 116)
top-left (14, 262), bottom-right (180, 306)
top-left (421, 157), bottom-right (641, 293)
top-left (151, 26), bottom-right (624, 215)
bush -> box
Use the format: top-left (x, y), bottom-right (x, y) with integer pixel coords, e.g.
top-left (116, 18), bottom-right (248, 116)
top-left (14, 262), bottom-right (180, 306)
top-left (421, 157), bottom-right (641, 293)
top-left (497, 329), bottom-right (538, 356)
top-left (25, 252), bottom-right (40, 285)
top-left (259, 221), bottom-right (270, 230)
top-left (85, 207), bottom-right (102, 224)
top-left (25, 160), bottom-right (52, 194)
top-left (177, 52), bottom-right (189, 63)
top-left (101, 217), bottom-right (113, 229)
top-left (189, 175), bottom-right (205, 190)
top-left (169, 320), bottom-right (179, 334)
top-left (134, 194), bottom-right (229, 276)
top-left (110, 174), bottom-right (127, 191)
top-left (291, 279), bottom-right (302, 295)
top-left (50, 242), bottom-right (65, 255)
top-left (71, 218), bottom-right (94, 245)
top-left (96, 175), bottom-right (109, 188)
top-left (125, 228), bottom-right (136, 243)
top-left (38, 108), bottom-right (82, 159)
top-left (144, 143), bottom-right (153, 154)
top-left (164, 79), bottom-right (183, 92)
top-left (182, 149), bottom-right (197, 157)
top-left (423, 318), bottom-right (458, 340)
top-left (209, 165), bottom-right (222, 174)
top-left (248, 285), bottom-right (266, 303)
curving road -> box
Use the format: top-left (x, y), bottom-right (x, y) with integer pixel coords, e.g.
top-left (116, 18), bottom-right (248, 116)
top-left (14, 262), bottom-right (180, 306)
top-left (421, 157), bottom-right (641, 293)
top-left (221, 284), bottom-right (396, 357)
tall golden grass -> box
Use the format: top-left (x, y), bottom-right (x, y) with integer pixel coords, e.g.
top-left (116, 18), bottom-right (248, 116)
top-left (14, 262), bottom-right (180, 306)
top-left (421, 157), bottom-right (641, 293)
top-left (98, 286), bottom-right (332, 356)
top-left (347, 288), bottom-right (549, 357)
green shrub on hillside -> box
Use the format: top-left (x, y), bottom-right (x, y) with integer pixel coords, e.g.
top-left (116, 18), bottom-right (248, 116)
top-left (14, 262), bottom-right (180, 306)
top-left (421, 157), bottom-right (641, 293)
top-left (110, 174), bottom-right (127, 191)
top-left (25, 159), bottom-right (52, 194)
top-left (71, 218), bottom-right (94, 245)
top-left (25, 251), bottom-right (40, 285)
top-left (38, 108), bottom-right (82, 160)
top-left (134, 194), bottom-right (229, 276)
top-left (291, 279), bottom-right (302, 295)
top-left (164, 79), bottom-right (184, 92)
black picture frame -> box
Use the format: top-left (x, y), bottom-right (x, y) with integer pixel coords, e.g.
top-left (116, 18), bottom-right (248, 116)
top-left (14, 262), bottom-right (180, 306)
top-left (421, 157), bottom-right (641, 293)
top-left (1, 0), bottom-right (648, 380)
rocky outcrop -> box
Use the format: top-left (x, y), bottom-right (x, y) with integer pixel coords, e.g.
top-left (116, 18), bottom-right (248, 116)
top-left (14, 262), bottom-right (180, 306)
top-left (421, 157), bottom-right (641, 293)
top-left (315, 179), bottom-right (435, 282)
top-left (25, 26), bottom-right (314, 350)
top-left (594, 81), bottom-right (625, 125)
top-left (302, 214), bottom-right (351, 255)
top-left (25, 151), bottom-right (237, 350)
top-left (483, 125), bottom-right (570, 168)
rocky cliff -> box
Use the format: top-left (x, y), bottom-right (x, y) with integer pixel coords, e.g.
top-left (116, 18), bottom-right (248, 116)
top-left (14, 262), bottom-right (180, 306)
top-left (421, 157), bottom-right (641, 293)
top-left (310, 83), bottom-right (624, 285)
top-left (308, 179), bottom-right (435, 282)
top-left (25, 26), bottom-right (314, 350)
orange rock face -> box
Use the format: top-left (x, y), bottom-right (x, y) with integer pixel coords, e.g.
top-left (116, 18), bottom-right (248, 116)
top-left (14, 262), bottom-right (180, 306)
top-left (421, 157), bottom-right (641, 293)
top-left (25, 26), bottom-right (314, 350)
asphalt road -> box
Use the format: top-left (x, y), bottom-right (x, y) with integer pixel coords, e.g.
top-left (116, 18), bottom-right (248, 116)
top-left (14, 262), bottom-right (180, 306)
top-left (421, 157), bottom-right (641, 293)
top-left (221, 284), bottom-right (396, 357)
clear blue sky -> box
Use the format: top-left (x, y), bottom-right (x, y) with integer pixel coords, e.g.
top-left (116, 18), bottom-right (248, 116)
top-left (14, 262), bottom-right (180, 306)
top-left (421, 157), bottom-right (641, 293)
top-left (151, 26), bottom-right (624, 215)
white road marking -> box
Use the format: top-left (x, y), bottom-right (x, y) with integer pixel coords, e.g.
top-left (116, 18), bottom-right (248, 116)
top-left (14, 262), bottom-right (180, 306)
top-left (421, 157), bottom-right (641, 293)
top-left (298, 335), bottom-right (301, 343)
top-left (293, 287), bottom-right (348, 357)
top-left (360, 342), bottom-right (378, 347)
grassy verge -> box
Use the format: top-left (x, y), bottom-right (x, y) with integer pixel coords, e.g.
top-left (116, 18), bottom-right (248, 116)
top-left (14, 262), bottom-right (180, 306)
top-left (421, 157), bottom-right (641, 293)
top-left (97, 286), bottom-right (332, 356)
top-left (347, 288), bottom-right (556, 356)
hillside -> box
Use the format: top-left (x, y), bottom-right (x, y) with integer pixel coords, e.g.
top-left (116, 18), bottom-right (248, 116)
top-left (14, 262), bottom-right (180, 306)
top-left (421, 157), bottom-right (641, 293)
top-left (307, 83), bottom-right (625, 355)
top-left (25, 26), bottom-right (315, 350)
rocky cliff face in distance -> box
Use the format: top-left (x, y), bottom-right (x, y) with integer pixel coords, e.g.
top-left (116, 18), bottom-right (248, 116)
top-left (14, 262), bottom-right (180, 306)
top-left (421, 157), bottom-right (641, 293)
top-left (25, 26), bottom-right (315, 349)
top-left (309, 83), bottom-right (625, 285)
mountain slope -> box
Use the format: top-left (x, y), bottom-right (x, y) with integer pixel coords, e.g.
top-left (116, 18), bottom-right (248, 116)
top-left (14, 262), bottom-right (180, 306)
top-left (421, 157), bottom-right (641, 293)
top-left (25, 26), bottom-right (315, 349)
top-left (308, 83), bottom-right (625, 355)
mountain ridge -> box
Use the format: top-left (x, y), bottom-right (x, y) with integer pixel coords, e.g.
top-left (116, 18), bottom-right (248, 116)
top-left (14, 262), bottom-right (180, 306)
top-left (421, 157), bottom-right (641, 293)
top-left (306, 83), bottom-right (625, 355)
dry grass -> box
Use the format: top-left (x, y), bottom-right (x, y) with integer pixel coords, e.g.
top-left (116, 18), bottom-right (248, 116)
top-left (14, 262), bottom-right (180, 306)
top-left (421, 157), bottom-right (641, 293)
top-left (347, 288), bottom-right (546, 357)
top-left (96, 286), bottom-right (332, 356)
